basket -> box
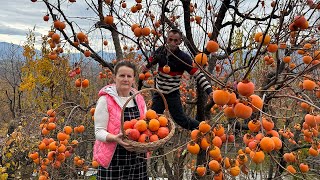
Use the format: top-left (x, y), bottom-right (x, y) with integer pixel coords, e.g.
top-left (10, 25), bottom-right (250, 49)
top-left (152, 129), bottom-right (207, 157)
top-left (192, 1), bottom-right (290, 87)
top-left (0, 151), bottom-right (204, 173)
top-left (120, 88), bottom-right (175, 153)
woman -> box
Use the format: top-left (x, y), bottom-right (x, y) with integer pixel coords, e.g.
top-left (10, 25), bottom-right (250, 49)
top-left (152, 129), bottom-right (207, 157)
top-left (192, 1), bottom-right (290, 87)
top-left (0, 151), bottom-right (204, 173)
top-left (93, 61), bottom-right (148, 180)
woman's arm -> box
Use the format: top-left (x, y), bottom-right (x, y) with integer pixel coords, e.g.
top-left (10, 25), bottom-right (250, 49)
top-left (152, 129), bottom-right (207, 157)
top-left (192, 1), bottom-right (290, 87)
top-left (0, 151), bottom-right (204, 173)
top-left (94, 96), bottom-right (110, 142)
top-left (94, 96), bottom-right (135, 151)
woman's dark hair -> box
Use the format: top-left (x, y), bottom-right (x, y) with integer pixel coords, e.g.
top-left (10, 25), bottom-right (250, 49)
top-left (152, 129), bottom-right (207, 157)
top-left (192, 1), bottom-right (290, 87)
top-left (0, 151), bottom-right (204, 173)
top-left (114, 60), bottom-right (137, 76)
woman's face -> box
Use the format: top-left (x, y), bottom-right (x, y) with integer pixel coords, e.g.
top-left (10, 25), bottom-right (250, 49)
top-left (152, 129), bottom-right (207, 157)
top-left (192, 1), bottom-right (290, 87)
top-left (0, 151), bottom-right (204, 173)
top-left (114, 66), bottom-right (135, 96)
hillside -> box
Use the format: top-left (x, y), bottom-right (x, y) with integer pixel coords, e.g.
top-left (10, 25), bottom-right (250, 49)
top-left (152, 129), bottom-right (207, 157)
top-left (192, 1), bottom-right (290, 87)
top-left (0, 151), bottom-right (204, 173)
top-left (0, 42), bottom-right (116, 63)
top-left (0, 42), bottom-right (25, 59)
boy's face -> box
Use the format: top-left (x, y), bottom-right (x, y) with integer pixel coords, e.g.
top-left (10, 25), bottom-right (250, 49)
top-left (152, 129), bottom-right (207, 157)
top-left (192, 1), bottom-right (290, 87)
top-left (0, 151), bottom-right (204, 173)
top-left (166, 32), bottom-right (182, 52)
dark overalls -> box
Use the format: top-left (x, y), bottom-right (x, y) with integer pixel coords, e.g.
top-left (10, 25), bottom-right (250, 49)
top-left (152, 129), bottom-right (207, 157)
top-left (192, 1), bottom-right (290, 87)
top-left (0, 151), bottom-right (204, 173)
top-left (97, 99), bottom-right (147, 180)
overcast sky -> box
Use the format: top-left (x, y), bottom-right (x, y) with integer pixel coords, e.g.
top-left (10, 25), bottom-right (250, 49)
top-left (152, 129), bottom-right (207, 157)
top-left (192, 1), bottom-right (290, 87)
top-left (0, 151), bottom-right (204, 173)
top-left (0, 1), bottom-right (48, 46)
top-left (0, 0), bottom-right (279, 50)
top-left (0, 1), bottom-right (105, 48)
top-left (0, 0), bottom-right (144, 50)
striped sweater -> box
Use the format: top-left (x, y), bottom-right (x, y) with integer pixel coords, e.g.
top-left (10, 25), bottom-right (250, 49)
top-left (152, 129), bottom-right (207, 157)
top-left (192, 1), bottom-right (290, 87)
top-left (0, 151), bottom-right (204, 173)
top-left (146, 46), bottom-right (212, 95)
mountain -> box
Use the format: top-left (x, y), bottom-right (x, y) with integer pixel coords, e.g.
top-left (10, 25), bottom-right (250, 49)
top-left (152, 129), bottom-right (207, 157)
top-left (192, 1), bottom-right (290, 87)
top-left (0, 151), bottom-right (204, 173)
top-left (0, 42), bottom-right (45, 60)
top-left (0, 42), bottom-right (116, 63)
top-left (66, 50), bottom-right (116, 63)
top-left (0, 42), bottom-right (24, 52)
top-left (0, 42), bottom-right (26, 59)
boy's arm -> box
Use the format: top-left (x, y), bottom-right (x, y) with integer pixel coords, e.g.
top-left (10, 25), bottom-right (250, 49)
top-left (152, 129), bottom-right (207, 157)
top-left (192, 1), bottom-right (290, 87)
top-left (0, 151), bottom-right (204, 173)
top-left (145, 56), bottom-right (158, 69)
top-left (184, 54), bottom-right (213, 95)
top-left (142, 47), bottom-right (164, 72)
top-left (191, 69), bottom-right (213, 95)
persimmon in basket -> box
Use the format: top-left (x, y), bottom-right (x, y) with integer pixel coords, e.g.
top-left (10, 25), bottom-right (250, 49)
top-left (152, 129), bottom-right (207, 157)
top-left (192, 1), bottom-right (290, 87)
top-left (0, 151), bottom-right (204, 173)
top-left (124, 109), bottom-right (170, 143)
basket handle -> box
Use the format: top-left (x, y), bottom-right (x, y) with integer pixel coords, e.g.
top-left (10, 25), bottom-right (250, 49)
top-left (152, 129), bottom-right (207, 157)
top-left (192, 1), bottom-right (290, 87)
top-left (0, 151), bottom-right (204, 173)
top-left (120, 88), bottom-right (170, 136)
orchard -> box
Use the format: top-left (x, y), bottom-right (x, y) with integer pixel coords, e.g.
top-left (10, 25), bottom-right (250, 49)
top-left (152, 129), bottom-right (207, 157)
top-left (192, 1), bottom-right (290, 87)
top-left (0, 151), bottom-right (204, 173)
top-left (0, 0), bottom-right (319, 179)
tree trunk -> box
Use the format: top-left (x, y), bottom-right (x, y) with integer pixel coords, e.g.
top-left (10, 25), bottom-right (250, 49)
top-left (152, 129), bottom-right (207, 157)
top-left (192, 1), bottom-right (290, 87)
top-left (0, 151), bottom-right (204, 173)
top-left (110, 28), bottom-right (123, 61)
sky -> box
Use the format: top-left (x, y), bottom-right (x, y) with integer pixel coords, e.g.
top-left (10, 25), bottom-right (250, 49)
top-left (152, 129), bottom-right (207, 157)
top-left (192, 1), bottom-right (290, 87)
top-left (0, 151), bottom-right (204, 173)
top-left (0, 0), bottom-right (284, 51)
top-left (0, 0), bottom-right (107, 49)
top-left (0, 0), bottom-right (49, 46)
top-left (0, 0), bottom-right (146, 51)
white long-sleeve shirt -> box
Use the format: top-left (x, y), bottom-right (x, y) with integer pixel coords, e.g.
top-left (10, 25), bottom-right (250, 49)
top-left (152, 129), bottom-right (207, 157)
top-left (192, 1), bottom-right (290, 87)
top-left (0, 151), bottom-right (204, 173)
top-left (94, 96), bottom-right (134, 142)
top-left (94, 85), bottom-right (147, 142)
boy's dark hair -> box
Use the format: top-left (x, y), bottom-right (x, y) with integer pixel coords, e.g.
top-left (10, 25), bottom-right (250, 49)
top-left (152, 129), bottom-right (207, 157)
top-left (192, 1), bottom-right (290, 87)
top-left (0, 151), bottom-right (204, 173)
top-left (114, 60), bottom-right (137, 76)
top-left (168, 29), bottom-right (182, 37)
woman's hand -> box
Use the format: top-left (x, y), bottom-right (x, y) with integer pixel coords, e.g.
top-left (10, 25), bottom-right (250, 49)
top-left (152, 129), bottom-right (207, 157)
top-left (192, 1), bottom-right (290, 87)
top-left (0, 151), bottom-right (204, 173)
top-left (107, 133), bottom-right (135, 151)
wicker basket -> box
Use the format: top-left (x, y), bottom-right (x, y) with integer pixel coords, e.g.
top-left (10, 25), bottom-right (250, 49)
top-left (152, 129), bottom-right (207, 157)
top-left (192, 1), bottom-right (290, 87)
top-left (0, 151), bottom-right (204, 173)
top-left (120, 88), bottom-right (175, 153)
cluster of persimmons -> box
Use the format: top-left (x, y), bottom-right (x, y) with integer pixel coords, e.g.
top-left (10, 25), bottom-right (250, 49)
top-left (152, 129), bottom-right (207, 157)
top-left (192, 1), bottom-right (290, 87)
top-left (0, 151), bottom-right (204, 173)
top-left (70, 67), bottom-right (90, 89)
top-left (29, 109), bottom-right (98, 180)
top-left (139, 71), bottom-right (155, 86)
top-left (184, 76), bottom-right (319, 178)
top-left (98, 68), bottom-right (113, 79)
top-left (123, 109), bottom-right (170, 143)
top-left (45, 22), bottom-right (92, 90)
top-left (183, 22), bottom-right (320, 177)
top-left (184, 79), bottom-right (319, 177)
top-left (186, 108), bottom-right (319, 178)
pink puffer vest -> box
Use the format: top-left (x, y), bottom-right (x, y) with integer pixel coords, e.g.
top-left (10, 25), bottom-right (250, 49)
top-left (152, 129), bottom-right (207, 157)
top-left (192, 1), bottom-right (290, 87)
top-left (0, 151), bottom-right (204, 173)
top-left (93, 85), bottom-right (146, 168)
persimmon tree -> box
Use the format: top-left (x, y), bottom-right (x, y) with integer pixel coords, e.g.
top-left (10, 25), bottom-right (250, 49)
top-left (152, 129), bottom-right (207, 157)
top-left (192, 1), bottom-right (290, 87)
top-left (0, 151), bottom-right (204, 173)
top-left (0, 30), bottom-right (104, 179)
top-left (8, 0), bottom-right (320, 179)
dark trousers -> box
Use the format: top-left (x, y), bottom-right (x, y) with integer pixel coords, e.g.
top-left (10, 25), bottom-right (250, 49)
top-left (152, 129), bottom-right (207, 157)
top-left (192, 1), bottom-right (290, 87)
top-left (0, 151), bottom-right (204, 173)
top-left (151, 90), bottom-right (199, 130)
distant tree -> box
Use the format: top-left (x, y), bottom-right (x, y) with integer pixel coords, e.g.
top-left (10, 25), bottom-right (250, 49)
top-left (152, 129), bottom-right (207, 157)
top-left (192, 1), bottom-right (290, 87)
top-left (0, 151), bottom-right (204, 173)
top-left (0, 43), bottom-right (24, 120)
